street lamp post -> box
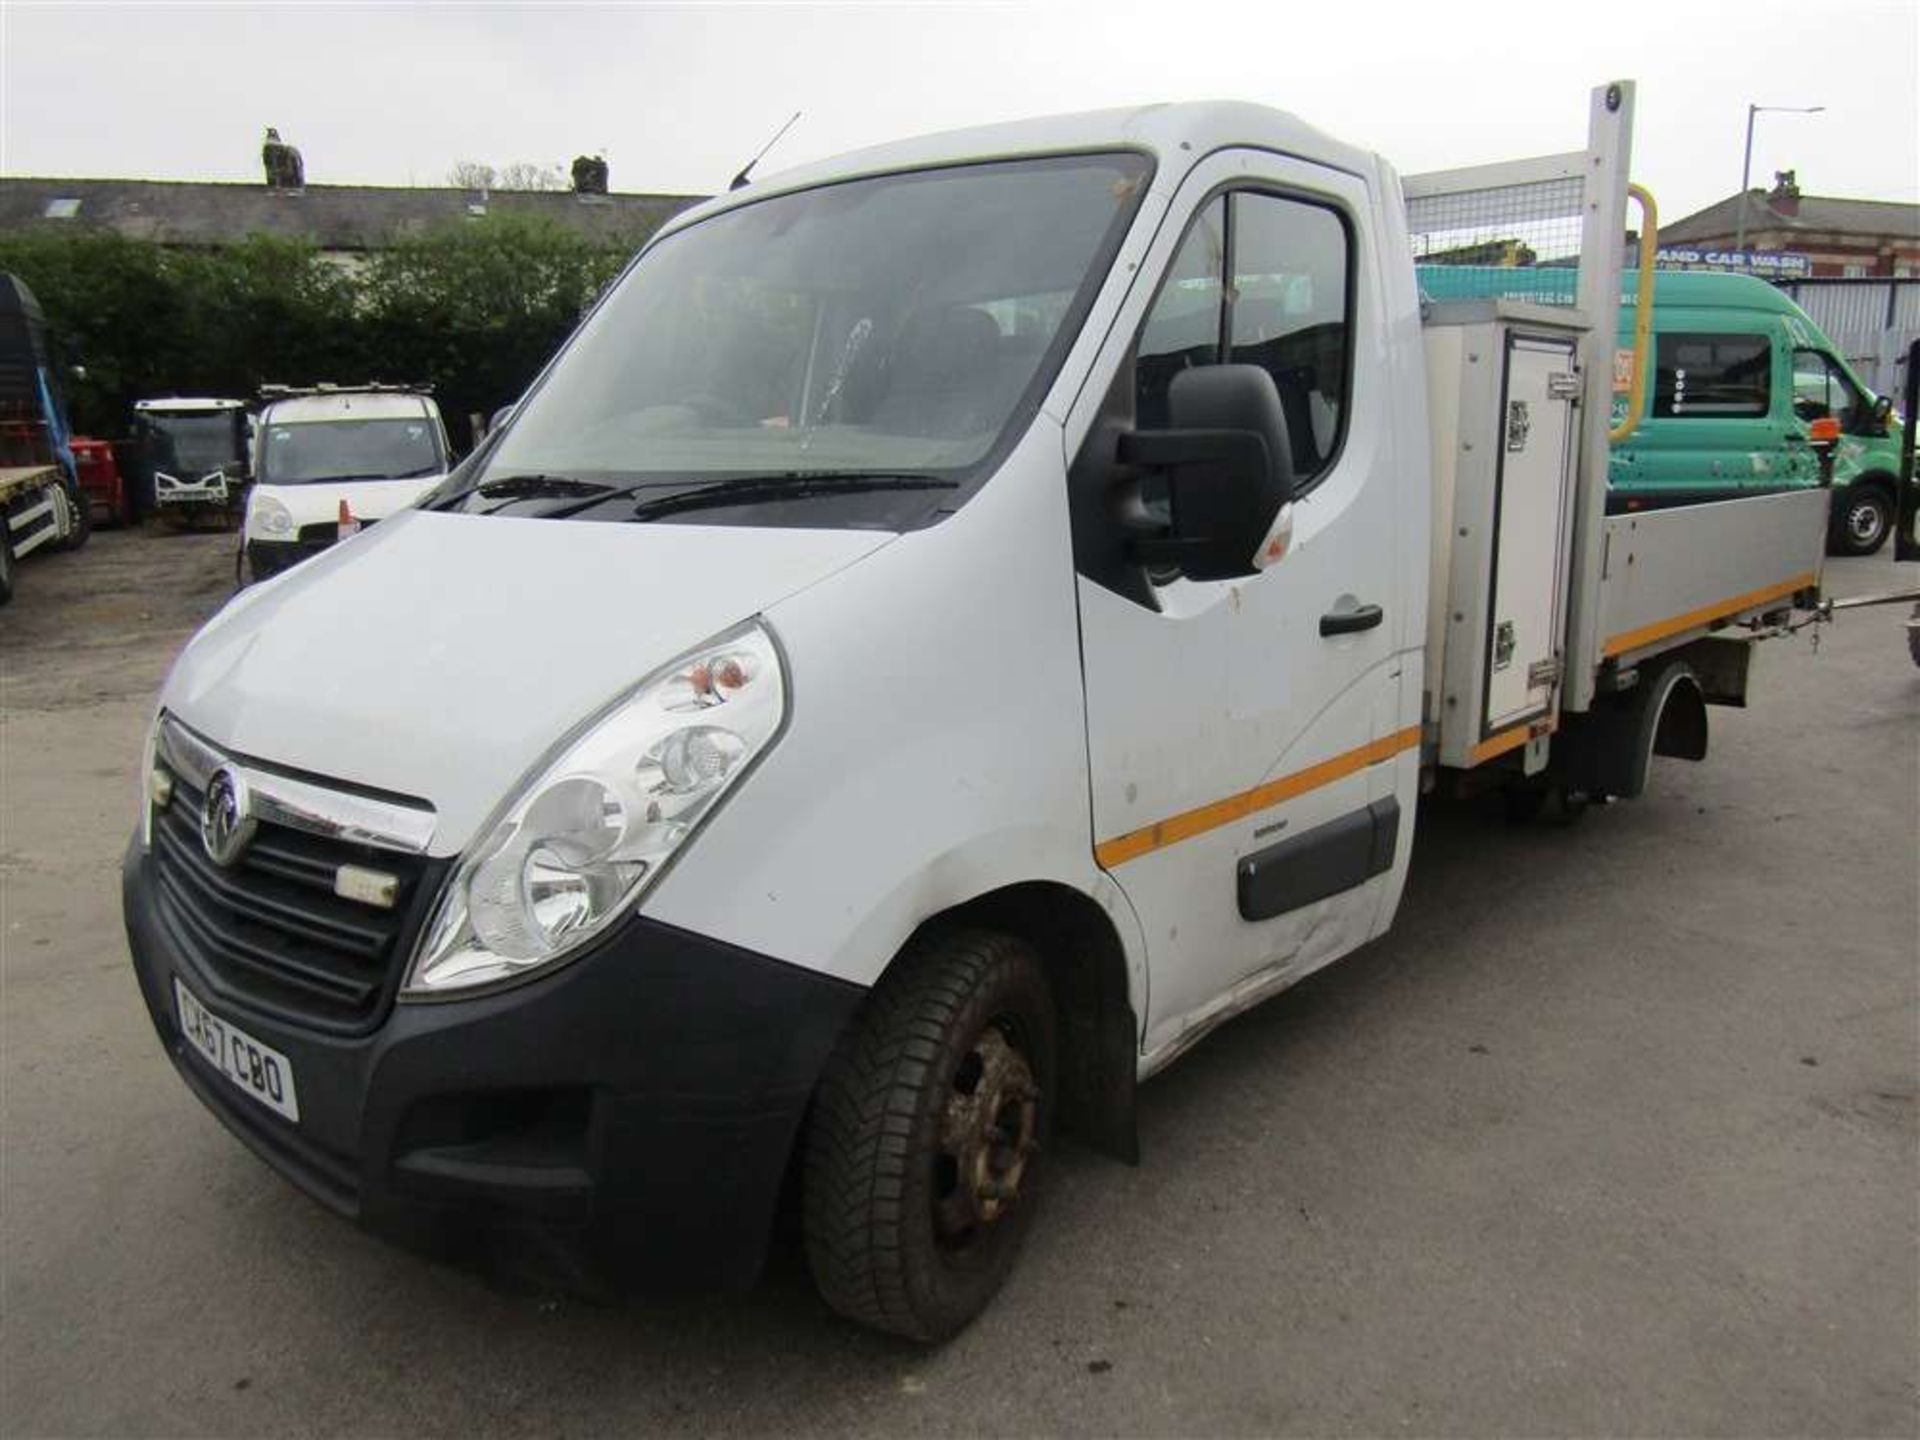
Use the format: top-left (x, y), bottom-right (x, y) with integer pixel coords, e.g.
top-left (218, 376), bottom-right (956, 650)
top-left (1737, 103), bottom-right (1826, 257)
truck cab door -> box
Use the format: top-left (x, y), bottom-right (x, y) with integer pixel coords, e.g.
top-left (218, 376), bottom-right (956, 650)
top-left (1067, 153), bottom-right (1414, 1061)
top-left (1778, 341), bottom-right (1831, 487)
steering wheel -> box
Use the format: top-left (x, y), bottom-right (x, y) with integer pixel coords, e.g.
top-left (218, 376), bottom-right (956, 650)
top-left (677, 393), bottom-right (752, 425)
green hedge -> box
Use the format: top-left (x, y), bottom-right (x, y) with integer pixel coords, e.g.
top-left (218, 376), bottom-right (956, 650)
top-left (0, 216), bottom-right (642, 448)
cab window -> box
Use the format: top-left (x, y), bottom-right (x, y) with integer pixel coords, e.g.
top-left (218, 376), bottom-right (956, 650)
top-left (1135, 197), bottom-right (1226, 431)
top-left (1792, 349), bottom-right (1863, 430)
top-left (1135, 191), bottom-right (1352, 488)
top-left (1653, 333), bottom-right (1771, 419)
top-left (1228, 195), bottom-right (1350, 479)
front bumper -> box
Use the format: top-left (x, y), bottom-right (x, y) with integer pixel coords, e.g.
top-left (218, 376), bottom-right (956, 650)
top-left (245, 538), bottom-right (326, 580)
top-left (155, 472), bottom-right (232, 507)
top-left (123, 837), bottom-right (865, 1289)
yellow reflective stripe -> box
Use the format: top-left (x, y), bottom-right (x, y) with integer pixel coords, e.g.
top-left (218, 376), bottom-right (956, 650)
top-left (1094, 724), bottom-right (1421, 870)
top-left (1601, 573), bottom-right (1814, 659)
top-left (1466, 717), bottom-right (1555, 767)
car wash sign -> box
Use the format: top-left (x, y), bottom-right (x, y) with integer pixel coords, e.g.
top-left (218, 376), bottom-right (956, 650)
top-left (1656, 246), bottom-right (1811, 277)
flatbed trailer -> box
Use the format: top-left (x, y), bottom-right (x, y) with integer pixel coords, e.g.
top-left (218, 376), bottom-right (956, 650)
top-left (0, 462), bottom-right (86, 605)
top-left (1406, 86), bottom-right (1825, 804)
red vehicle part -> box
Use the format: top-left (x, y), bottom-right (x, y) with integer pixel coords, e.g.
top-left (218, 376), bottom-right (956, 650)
top-left (68, 437), bottom-right (127, 525)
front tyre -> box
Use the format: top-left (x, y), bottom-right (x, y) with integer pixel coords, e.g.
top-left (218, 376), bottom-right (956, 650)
top-left (56, 481), bottom-right (91, 551)
top-left (1831, 483), bottom-right (1892, 557)
top-left (803, 928), bottom-right (1055, 1342)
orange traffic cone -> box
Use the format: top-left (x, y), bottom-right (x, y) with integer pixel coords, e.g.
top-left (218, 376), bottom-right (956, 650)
top-left (337, 498), bottom-right (361, 539)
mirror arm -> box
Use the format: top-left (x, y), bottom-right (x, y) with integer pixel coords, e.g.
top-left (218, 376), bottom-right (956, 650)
top-left (1126, 534), bottom-right (1219, 568)
top-left (1115, 427), bottom-right (1265, 471)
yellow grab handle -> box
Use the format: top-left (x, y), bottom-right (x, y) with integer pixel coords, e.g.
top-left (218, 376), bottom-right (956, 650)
top-left (1610, 183), bottom-right (1658, 444)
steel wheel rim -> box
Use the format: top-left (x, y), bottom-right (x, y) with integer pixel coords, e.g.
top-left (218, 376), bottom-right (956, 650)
top-left (1849, 497), bottom-right (1887, 545)
top-left (933, 1019), bottom-right (1039, 1251)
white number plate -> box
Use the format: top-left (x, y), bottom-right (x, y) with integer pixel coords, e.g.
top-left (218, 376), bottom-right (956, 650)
top-left (174, 979), bottom-right (300, 1122)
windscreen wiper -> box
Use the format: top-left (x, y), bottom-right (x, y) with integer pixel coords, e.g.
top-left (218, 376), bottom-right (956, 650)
top-left (628, 472), bottom-right (957, 521)
top-left (466, 473), bottom-right (616, 513)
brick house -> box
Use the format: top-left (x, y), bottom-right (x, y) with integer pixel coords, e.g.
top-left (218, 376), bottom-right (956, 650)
top-left (1660, 171), bottom-right (1920, 279)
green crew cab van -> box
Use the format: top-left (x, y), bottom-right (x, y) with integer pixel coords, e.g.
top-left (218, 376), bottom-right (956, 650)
top-left (1418, 268), bottom-right (1905, 555)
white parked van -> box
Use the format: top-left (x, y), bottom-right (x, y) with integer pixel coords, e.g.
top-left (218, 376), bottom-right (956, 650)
top-left (241, 387), bottom-right (449, 579)
top-left (125, 85), bottom-right (1828, 1341)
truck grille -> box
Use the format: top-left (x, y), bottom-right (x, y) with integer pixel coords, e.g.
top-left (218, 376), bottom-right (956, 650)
top-left (151, 778), bottom-right (445, 1035)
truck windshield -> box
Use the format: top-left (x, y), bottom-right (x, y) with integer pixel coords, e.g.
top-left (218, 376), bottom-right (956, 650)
top-left (259, 418), bottom-right (444, 484)
top-left (147, 413), bottom-right (243, 473)
top-left (455, 151), bottom-right (1152, 526)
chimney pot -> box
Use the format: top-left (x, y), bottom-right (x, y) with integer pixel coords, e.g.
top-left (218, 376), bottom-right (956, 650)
top-left (1768, 169), bottom-right (1801, 217)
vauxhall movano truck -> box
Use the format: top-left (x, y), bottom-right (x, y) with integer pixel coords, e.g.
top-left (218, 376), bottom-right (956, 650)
top-left (124, 82), bottom-right (1829, 1341)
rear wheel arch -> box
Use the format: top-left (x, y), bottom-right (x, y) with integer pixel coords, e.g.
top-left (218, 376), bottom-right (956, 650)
top-left (1651, 665), bottom-right (1708, 762)
top-left (1559, 659), bottom-right (1707, 800)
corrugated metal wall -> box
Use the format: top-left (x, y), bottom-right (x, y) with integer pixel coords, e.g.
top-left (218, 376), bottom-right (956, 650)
top-left (1778, 279), bottom-right (1919, 396)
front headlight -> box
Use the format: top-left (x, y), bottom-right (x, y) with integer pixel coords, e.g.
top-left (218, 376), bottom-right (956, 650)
top-left (139, 710), bottom-right (171, 850)
top-left (248, 494), bottom-right (294, 538)
top-left (404, 620), bottom-right (787, 996)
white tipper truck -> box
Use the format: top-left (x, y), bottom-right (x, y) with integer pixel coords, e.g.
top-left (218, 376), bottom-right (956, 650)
top-left (124, 81), bottom-right (1827, 1340)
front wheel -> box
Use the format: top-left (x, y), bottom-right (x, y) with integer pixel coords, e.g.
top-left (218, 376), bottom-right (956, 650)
top-left (1831, 484), bottom-right (1893, 557)
top-left (803, 928), bottom-right (1055, 1342)
top-left (56, 481), bottom-right (92, 551)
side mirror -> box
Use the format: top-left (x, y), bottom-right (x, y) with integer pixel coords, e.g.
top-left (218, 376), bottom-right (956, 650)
top-left (1115, 365), bottom-right (1294, 581)
top-left (1873, 393), bottom-right (1895, 432)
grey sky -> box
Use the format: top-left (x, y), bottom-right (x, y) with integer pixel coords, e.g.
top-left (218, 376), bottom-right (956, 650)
top-left (3, 0), bottom-right (1916, 224)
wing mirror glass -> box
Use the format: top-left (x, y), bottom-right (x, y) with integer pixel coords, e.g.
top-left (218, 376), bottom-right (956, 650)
top-left (1115, 364), bottom-right (1295, 581)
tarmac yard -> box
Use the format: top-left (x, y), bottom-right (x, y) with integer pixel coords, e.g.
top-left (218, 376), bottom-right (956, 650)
top-left (1, 529), bottom-right (1914, 1437)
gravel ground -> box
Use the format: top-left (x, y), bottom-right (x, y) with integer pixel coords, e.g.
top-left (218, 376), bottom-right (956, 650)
top-left (1, 528), bottom-right (1914, 1438)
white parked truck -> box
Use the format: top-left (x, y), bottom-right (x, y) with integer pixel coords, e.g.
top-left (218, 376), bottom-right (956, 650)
top-left (124, 82), bottom-right (1827, 1341)
top-left (134, 397), bottom-right (253, 521)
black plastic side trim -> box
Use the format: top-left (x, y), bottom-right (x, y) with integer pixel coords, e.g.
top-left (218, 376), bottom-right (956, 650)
top-left (1367, 796), bottom-right (1400, 878)
top-left (1236, 796), bottom-right (1399, 921)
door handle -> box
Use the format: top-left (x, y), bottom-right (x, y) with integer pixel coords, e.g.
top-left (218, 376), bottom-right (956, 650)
top-left (1320, 603), bottom-right (1383, 637)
